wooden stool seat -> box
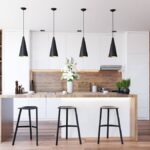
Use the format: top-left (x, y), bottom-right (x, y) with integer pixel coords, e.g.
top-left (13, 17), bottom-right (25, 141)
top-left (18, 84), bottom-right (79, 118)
top-left (101, 106), bottom-right (118, 109)
top-left (58, 106), bottom-right (76, 109)
top-left (19, 106), bottom-right (37, 110)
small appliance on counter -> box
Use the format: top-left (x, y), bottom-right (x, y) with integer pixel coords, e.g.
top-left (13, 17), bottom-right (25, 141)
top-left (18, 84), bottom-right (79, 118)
top-left (100, 87), bottom-right (108, 94)
top-left (97, 87), bottom-right (109, 94)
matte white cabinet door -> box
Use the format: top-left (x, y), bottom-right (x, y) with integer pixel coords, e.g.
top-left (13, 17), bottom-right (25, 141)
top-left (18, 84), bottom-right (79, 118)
top-left (14, 98), bottom-right (29, 121)
top-left (126, 32), bottom-right (149, 119)
top-left (28, 98), bottom-right (46, 120)
top-left (46, 98), bottom-right (61, 120)
top-left (31, 32), bottom-right (66, 70)
top-left (31, 32), bottom-right (125, 70)
top-left (14, 98), bottom-right (47, 121)
top-left (60, 98), bottom-right (130, 138)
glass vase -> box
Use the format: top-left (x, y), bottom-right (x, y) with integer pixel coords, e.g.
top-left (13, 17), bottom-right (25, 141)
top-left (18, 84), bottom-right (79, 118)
top-left (67, 81), bottom-right (73, 93)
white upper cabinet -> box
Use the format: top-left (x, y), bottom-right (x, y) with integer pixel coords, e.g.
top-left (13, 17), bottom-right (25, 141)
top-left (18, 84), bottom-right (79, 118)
top-left (125, 31), bottom-right (149, 119)
top-left (127, 32), bottom-right (149, 54)
top-left (31, 32), bottom-right (66, 70)
top-left (31, 32), bottom-right (125, 70)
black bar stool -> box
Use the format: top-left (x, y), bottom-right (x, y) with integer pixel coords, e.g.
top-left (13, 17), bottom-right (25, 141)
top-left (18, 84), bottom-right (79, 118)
top-left (56, 106), bottom-right (82, 145)
top-left (12, 106), bottom-right (38, 146)
top-left (97, 106), bottom-right (124, 144)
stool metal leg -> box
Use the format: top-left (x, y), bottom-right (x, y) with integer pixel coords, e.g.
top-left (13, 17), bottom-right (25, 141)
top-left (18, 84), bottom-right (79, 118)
top-left (12, 109), bottom-right (22, 145)
top-left (97, 108), bottom-right (102, 144)
top-left (66, 108), bottom-right (68, 139)
top-left (56, 108), bottom-right (61, 145)
top-left (36, 108), bottom-right (38, 146)
top-left (107, 108), bottom-right (110, 138)
top-left (75, 108), bottom-right (82, 144)
top-left (28, 109), bottom-right (32, 140)
top-left (116, 109), bottom-right (124, 144)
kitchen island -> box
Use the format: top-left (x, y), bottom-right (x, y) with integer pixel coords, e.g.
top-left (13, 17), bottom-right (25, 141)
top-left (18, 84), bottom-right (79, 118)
top-left (0, 92), bottom-right (137, 142)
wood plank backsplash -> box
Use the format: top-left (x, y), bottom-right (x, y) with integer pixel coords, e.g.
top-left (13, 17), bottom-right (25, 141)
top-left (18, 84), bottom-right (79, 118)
top-left (31, 70), bottom-right (122, 92)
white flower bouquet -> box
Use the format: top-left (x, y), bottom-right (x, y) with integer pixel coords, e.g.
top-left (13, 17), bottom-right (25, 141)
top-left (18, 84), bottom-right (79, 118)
top-left (61, 58), bottom-right (79, 81)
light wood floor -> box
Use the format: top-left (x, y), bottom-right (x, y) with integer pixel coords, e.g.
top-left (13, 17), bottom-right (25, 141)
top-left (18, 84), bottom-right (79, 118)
top-left (0, 121), bottom-right (150, 150)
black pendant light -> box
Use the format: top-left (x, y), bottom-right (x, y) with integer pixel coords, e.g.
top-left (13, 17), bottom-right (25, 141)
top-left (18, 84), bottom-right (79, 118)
top-left (19, 7), bottom-right (28, 57)
top-left (109, 9), bottom-right (117, 57)
top-left (79, 8), bottom-right (88, 57)
top-left (50, 8), bottom-right (58, 57)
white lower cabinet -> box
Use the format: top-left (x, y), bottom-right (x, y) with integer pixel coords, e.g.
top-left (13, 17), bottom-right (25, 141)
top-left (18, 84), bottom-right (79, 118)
top-left (28, 98), bottom-right (46, 120)
top-left (14, 98), bottom-right (61, 121)
top-left (14, 98), bottom-right (46, 121)
top-left (14, 98), bottom-right (29, 121)
top-left (46, 98), bottom-right (61, 120)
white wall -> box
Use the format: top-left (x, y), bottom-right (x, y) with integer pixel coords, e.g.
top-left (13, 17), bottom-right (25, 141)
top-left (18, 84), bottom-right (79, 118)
top-left (2, 30), bottom-right (30, 94)
top-left (125, 31), bottom-right (149, 119)
top-left (31, 32), bottom-right (126, 70)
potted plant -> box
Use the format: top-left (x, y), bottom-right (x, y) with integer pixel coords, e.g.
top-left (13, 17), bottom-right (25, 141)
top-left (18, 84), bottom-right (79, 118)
top-left (116, 79), bottom-right (131, 94)
top-left (121, 79), bottom-right (131, 94)
top-left (61, 58), bottom-right (79, 93)
top-left (116, 81), bottom-right (123, 93)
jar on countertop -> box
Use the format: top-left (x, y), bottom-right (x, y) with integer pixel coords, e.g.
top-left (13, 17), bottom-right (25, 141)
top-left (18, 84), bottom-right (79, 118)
top-left (91, 83), bottom-right (97, 93)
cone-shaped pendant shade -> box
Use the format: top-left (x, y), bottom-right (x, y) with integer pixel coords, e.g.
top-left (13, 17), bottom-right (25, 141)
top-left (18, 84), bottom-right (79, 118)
top-left (109, 37), bottom-right (117, 57)
top-left (79, 37), bottom-right (88, 57)
top-left (50, 37), bottom-right (58, 56)
top-left (19, 36), bottom-right (28, 56)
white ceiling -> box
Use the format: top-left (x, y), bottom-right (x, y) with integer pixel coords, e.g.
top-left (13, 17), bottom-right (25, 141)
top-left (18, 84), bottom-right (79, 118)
top-left (0, 0), bottom-right (150, 32)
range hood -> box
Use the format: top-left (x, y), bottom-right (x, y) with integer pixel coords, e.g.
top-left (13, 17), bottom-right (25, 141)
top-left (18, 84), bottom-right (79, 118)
top-left (100, 65), bottom-right (122, 71)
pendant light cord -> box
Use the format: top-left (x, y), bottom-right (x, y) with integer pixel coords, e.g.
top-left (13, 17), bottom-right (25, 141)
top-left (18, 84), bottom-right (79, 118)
top-left (53, 10), bottom-right (55, 37)
top-left (112, 11), bottom-right (114, 37)
top-left (83, 11), bottom-right (84, 37)
top-left (23, 10), bottom-right (24, 36)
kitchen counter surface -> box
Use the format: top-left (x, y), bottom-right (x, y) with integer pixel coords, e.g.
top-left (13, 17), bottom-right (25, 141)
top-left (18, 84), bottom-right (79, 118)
top-left (1, 92), bottom-right (136, 98)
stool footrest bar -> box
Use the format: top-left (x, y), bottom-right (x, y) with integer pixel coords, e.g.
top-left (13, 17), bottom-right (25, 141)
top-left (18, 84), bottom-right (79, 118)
top-left (17, 125), bottom-right (37, 128)
top-left (59, 125), bottom-right (78, 128)
top-left (99, 124), bottom-right (119, 127)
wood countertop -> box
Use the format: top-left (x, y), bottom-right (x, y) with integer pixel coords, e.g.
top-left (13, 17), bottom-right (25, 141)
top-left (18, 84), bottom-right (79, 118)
top-left (0, 92), bottom-right (136, 98)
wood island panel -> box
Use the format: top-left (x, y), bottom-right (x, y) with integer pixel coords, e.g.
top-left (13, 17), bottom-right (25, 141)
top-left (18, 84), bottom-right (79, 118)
top-left (0, 98), bottom-right (13, 142)
top-left (130, 95), bottom-right (138, 141)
